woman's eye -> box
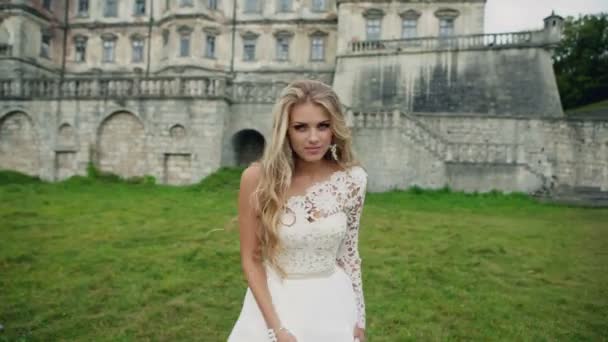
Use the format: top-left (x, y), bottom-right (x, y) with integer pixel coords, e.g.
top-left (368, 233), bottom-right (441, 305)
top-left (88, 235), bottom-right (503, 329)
top-left (294, 125), bottom-right (307, 131)
top-left (319, 123), bottom-right (330, 129)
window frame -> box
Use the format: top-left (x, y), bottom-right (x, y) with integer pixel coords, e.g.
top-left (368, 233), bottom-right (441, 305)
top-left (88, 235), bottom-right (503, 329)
top-left (309, 31), bottom-right (327, 62)
top-left (363, 9), bottom-right (384, 41)
top-left (74, 36), bottom-right (87, 63)
top-left (134, 0), bottom-right (146, 15)
top-left (40, 32), bottom-right (52, 59)
top-left (131, 37), bottom-right (145, 63)
top-left (311, 0), bottom-right (326, 12)
top-left (101, 38), bottom-right (116, 63)
top-left (77, 0), bottom-right (89, 16)
top-left (104, 0), bottom-right (119, 17)
top-left (205, 35), bottom-right (216, 58)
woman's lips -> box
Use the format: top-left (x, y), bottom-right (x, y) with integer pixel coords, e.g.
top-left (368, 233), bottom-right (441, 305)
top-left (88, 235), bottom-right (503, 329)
top-left (305, 147), bottom-right (322, 154)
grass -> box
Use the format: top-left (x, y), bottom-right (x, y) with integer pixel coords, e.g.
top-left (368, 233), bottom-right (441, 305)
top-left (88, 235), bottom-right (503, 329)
top-left (1, 168), bottom-right (607, 341)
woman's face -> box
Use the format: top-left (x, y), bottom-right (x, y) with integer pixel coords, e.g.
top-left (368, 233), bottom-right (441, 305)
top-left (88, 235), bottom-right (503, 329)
top-left (287, 101), bottom-right (333, 163)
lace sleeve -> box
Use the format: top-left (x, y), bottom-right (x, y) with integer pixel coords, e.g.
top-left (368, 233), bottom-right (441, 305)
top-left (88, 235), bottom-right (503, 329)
top-left (336, 166), bottom-right (368, 329)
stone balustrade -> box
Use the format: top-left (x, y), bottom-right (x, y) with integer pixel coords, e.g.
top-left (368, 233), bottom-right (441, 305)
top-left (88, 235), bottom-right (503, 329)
top-left (348, 30), bottom-right (541, 54)
top-left (0, 76), bottom-right (227, 99)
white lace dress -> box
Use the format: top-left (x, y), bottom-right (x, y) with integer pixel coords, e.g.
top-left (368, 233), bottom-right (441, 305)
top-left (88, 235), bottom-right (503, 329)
top-left (228, 166), bottom-right (368, 342)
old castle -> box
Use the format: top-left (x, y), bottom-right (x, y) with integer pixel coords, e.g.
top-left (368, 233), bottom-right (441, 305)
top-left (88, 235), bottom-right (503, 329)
top-left (0, 0), bottom-right (606, 198)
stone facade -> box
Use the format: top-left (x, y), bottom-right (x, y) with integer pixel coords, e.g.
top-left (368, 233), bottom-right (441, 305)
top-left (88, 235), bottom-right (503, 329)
top-left (0, 0), bottom-right (606, 194)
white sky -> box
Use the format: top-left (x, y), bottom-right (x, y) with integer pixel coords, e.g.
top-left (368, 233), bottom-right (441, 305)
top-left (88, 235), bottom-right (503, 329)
top-left (484, 0), bottom-right (608, 33)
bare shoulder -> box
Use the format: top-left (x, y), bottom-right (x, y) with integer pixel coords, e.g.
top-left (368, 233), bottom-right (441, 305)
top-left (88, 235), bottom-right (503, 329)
top-left (240, 162), bottom-right (262, 191)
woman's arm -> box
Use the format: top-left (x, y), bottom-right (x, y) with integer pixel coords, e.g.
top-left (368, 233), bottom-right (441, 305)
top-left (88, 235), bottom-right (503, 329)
top-left (336, 167), bottom-right (368, 330)
top-left (237, 164), bottom-right (284, 334)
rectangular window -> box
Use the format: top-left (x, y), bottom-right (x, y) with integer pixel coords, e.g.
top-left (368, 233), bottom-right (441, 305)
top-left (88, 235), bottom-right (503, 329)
top-left (134, 0), bottom-right (146, 15)
top-left (205, 35), bottom-right (216, 58)
top-left (180, 34), bottom-right (190, 57)
top-left (311, 0), bottom-right (325, 12)
top-left (276, 37), bottom-right (289, 61)
top-left (102, 39), bottom-right (115, 62)
top-left (75, 39), bottom-right (87, 62)
top-left (402, 19), bottom-right (417, 39)
top-left (40, 34), bottom-right (51, 58)
top-left (277, 0), bottom-right (291, 12)
top-left (366, 18), bottom-right (381, 40)
top-left (132, 39), bottom-right (144, 62)
top-left (180, 0), bottom-right (193, 6)
top-left (310, 36), bottom-right (324, 61)
top-left (243, 39), bottom-right (256, 61)
top-left (43, 0), bottom-right (52, 10)
top-left (77, 0), bottom-right (89, 15)
top-left (439, 18), bottom-right (455, 37)
top-left (105, 0), bottom-right (118, 17)
top-left (244, 0), bottom-right (259, 13)
top-left (208, 0), bottom-right (218, 10)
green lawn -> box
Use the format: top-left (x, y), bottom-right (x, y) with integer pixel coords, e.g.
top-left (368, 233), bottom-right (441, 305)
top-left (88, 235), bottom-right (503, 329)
top-left (566, 99), bottom-right (608, 116)
top-left (1, 169), bottom-right (607, 341)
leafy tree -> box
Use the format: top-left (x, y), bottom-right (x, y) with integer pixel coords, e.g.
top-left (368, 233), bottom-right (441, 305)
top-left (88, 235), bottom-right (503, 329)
top-left (553, 13), bottom-right (608, 109)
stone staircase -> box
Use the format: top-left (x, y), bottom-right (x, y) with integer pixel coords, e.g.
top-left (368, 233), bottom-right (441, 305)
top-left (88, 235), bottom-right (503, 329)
top-left (348, 109), bottom-right (551, 191)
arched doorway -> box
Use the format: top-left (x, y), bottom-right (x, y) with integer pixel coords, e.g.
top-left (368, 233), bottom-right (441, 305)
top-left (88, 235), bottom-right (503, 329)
top-left (232, 129), bottom-right (265, 166)
top-left (97, 112), bottom-right (146, 178)
top-left (0, 111), bottom-right (40, 176)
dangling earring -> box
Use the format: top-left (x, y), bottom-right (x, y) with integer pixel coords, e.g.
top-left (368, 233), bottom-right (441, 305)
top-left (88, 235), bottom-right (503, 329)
top-left (330, 143), bottom-right (338, 161)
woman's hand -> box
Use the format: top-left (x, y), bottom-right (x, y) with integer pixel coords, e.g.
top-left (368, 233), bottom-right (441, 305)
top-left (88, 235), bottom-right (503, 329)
top-left (354, 326), bottom-right (366, 342)
top-left (277, 329), bottom-right (297, 342)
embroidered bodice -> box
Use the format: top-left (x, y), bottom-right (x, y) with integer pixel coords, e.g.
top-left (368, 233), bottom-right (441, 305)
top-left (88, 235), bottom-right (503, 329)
top-left (276, 165), bottom-right (368, 329)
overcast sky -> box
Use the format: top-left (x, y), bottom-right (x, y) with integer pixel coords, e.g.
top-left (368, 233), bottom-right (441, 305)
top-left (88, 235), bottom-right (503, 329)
top-left (485, 0), bottom-right (608, 33)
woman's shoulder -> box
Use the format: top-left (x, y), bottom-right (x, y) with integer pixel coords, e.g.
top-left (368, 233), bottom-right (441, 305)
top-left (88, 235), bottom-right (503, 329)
top-left (240, 162), bottom-right (262, 189)
top-left (345, 164), bottom-right (367, 184)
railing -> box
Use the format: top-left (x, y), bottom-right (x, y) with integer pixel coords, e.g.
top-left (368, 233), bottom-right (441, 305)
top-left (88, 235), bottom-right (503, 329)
top-left (349, 31), bottom-right (538, 54)
top-left (0, 76), bottom-right (227, 99)
top-left (229, 81), bottom-right (289, 103)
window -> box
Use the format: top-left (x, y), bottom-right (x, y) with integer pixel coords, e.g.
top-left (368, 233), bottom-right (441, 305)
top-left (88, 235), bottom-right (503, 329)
top-left (208, 0), bottom-right (218, 10)
top-left (243, 39), bottom-right (256, 61)
top-left (105, 0), bottom-right (118, 17)
top-left (310, 34), bottom-right (325, 61)
top-left (311, 0), bottom-right (325, 12)
top-left (134, 0), bottom-right (146, 15)
top-left (276, 36), bottom-right (289, 61)
top-left (162, 30), bottom-right (170, 47)
top-left (77, 0), bottom-right (89, 15)
top-left (40, 32), bottom-right (51, 58)
top-left (165, 0), bottom-right (170, 11)
top-left (366, 18), bottom-right (381, 40)
top-left (43, 0), bottom-right (51, 10)
top-left (402, 19), bottom-right (417, 39)
top-left (132, 38), bottom-right (145, 62)
top-left (74, 37), bottom-right (87, 62)
top-left (180, 0), bottom-right (193, 6)
top-left (102, 38), bottom-right (116, 62)
top-left (439, 18), bottom-right (455, 37)
top-left (363, 8), bottom-right (384, 41)
top-left (244, 0), bottom-right (259, 13)
top-left (277, 0), bottom-right (291, 12)
top-left (180, 33), bottom-right (191, 57)
top-left (205, 35), bottom-right (216, 58)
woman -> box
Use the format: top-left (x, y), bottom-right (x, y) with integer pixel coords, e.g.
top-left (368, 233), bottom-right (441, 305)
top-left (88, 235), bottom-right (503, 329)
top-left (228, 80), bottom-right (368, 342)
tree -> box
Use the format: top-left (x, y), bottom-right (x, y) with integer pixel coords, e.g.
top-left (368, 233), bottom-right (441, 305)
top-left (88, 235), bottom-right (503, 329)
top-left (553, 13), bottom-right (608, 110)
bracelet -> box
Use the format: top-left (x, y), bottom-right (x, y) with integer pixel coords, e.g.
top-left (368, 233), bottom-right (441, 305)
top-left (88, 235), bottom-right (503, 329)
top-left (267, 326), bottom-right (291, 342)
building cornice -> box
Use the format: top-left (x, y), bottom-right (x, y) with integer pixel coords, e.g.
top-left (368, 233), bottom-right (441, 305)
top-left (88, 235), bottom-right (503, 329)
top-left (235, 18), bottom-right (337, 25)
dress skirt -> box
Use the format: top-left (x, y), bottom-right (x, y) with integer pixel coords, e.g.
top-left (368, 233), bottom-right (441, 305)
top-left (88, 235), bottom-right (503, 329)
top-left (228, 264), bottom-right (358, 342)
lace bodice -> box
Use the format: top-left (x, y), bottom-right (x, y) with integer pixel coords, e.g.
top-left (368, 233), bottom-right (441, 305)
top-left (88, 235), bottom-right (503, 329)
top-left (276, 165), bottom-right (368, 329)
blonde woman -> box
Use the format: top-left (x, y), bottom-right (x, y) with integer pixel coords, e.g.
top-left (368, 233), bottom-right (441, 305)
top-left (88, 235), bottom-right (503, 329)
top-left (228, 80), bottom-right (368, 342)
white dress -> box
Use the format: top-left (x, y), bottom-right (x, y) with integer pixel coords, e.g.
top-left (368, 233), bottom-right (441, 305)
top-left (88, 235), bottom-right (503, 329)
top-left (228, 166), bottom-right (368, 342)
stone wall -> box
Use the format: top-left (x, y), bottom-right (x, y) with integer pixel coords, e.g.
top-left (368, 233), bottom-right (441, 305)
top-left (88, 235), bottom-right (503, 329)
top-left (333, 34), bottom-right (563, 117)
top-left (0, 97), bottom-right (229, 184)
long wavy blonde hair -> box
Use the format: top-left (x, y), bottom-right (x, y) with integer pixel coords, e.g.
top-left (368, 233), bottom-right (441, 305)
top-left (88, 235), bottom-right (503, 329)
top-left (252, 79), bottom-right (359, 276)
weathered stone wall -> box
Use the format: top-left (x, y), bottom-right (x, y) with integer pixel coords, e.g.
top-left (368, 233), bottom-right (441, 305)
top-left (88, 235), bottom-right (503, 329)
top-left (334, 45), bottom-right (563, 117)
top-left (0, 97), bottom-right (229, 184)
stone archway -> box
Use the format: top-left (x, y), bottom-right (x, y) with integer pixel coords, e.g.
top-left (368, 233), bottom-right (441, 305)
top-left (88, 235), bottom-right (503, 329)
top-left (97, 112), bottom-right (146, 178)
top-left (0, 111), bottom-right (40, 176)
top-left (232, 129), bottom-right (265, 166)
